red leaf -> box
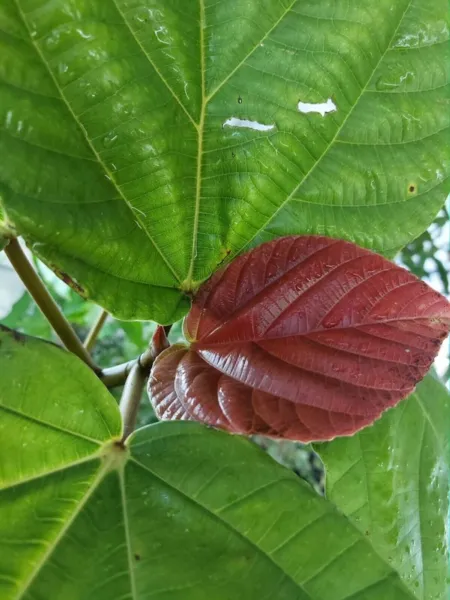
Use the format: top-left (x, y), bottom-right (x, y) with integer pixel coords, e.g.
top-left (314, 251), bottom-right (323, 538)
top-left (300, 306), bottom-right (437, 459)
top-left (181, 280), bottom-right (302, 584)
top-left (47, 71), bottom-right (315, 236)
top-left (149, 236), bottom-right (450, 441)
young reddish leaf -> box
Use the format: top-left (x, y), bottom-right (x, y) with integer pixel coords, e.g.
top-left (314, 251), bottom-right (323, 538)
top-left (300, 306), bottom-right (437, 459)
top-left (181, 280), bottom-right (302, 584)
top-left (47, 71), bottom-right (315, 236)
top-left (149, 236), bottom-right (450, 441)
top-left (150, 324), bottom-right (170, 357)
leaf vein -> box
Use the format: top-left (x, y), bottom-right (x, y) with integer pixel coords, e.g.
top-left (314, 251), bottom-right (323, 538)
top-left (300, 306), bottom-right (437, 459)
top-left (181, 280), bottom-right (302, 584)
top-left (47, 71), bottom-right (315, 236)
top-left (206, 0), bottom-right (298, 101)
top-left (130, 457), bottom-right (315, 598)
top-left (13, 461), bottom-right (106, 600)
top-left (235, 0), bottom-right (414, 255)
top-left (109, 0), bottom-right (197, 128)
top-left (13, 0), bottom-right (182, 284)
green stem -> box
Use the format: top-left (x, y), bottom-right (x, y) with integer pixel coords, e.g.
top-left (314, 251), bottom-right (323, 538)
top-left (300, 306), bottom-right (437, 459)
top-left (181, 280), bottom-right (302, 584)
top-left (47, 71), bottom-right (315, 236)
top-left (84, 309), bottom-right (108, 351)
top-left (4, 238), bottom-right (99, 372)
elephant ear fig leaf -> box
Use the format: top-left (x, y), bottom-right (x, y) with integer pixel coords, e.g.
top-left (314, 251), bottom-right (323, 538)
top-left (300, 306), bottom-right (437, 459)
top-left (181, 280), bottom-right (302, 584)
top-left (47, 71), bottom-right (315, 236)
top-left (148, 236), bottom-right (450, 442)
top-left (0, 0), bottom-right (449, 321)
top-left (0, 325), bottom-right (426, 600)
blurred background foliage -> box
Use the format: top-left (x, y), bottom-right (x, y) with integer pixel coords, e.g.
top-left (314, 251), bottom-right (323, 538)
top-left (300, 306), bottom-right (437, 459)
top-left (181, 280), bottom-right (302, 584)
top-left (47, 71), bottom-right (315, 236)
top-left (0, 205), bottom-right (448, 494)
top-left (399, 206), bottom-right (449, 383)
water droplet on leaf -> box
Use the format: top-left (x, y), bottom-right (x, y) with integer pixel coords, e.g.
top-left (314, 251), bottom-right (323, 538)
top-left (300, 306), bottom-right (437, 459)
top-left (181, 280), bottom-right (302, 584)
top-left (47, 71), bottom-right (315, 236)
top-left (103, 132), bottom-right (118, 148)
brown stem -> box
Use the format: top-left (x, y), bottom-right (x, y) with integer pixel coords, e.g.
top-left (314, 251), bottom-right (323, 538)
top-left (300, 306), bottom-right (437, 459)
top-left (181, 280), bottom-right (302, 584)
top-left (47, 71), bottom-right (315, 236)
top-left (4, 238), bottom-right (99, 372)
top-left (100, 359), bottom-right (136, 387)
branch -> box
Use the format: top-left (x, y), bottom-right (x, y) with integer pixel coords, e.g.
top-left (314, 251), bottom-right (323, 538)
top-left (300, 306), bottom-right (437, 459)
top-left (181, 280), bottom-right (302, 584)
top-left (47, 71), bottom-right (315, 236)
top-left (84, 309), bottom-right (108, 351)
top-left (100, 359), bottom-right (136, 387)
top-left (4, 238), bottom-right (99, 372)
top-left (118, 343), bottom-right (159, 440)
top-left (118, 326), bottom-right (170, 440)
top-left (100, 325), bottom-right (170, 387)
top-left (120, 361), bottom-right (147, 441)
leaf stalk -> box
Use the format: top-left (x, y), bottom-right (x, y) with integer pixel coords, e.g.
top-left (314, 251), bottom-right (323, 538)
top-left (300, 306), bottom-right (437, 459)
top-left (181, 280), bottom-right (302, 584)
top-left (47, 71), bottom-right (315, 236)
top-left (119, 361), bottom-right (147, 441)
top-left (118, 326), bottom-right (169, 439)
top-left (84, 309), bottom-right (108, 351)
top-left (4, 238), bottom-right (99, 372)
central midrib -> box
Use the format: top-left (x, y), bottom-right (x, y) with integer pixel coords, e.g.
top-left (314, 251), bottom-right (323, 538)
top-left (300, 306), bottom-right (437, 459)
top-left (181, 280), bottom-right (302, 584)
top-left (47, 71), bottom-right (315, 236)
top-left (15, 0), bottom-right (413, 294)
top-left (184, 0), bottom-right (299, 288)
top-left (183, 0), bottom-right (207, 289)
top-left (185, 0), bottom-right (412, 286)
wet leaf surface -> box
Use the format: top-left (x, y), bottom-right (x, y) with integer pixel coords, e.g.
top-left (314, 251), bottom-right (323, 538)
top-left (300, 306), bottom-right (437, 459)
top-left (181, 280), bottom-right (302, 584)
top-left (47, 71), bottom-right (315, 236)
top-left (149, 236), bottom-right (450, 441)
top-left (1, 0), bottom-right (448, 319)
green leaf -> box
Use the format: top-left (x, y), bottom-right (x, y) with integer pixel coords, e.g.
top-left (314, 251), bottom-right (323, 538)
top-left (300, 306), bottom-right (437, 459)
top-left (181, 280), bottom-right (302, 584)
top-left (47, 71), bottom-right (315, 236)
top-left (318, 376), bottom-right (450, 600)
top-left (0, 327), bottom-right (422, 599)
top-left (1, 0), bottom-right (448, 320)
top-left (1, 291), bottom-right (53, 339)
top-left (0, 326), bottom-right (122, 489)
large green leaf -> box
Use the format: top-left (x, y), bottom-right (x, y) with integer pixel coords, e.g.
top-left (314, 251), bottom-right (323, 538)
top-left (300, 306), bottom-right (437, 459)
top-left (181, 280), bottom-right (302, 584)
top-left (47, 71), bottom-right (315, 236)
top-left (318, 375), bottom-right (450, 600)
top-left (1, 0), bottom-right (449, 321)
top-left (0, 326), bottom-right (429, 599)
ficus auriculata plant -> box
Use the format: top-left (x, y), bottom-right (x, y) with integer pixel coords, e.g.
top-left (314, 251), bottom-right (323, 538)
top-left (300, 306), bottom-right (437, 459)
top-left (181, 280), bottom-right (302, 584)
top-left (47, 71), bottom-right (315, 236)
top-left (0, 0), bottom-right (449, 599)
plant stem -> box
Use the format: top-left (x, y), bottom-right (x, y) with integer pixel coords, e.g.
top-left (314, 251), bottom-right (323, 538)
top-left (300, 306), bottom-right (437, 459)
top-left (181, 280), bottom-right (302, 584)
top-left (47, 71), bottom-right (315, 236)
top-left (100, 352), bottom-right (155, 388)
top-left (116, 326), bottom-right (170, 438)
top-left (4, 238), bottom-right (99, 372)
top-left (119, 346), bottom-right (154, 440)
top-left (100, 325), bottom-right (169, 388)
top-left (120, 362), bottom-right (147, 441)
top-left (101, 359), bottom-right (137, 387)
top-left (84, 309), bottom-right (108, 351)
